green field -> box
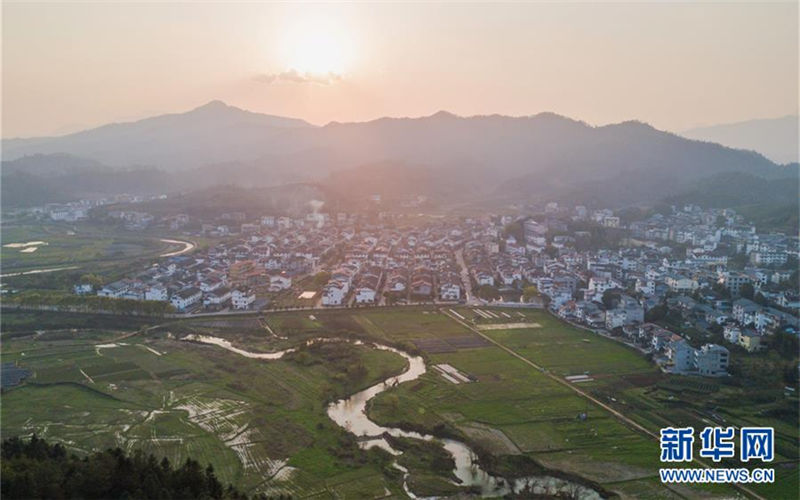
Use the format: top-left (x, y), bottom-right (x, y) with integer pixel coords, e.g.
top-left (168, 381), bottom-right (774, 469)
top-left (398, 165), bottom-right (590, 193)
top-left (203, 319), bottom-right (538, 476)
top-left (1, 313), bottom-right (410, 497)
top-left (1, 224), bottom-right (179, 272)
top-left (2, 307), bottom-right (797, 498)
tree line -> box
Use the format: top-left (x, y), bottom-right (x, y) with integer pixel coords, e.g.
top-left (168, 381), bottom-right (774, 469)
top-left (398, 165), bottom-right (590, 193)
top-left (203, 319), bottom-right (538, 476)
top-left (5, 291), bottom-right (174, 317)
top-left (1, 435), bottom-right (284, 499)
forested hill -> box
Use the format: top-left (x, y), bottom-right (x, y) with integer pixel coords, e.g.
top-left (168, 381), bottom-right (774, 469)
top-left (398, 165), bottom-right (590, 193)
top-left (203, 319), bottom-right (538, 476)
top-left (0, 436), bottom-right (269, 500)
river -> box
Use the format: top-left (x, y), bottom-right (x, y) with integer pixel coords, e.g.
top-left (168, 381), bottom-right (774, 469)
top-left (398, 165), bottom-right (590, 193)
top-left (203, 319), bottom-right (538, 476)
top-left (182, 335), bottom-right (602, 499)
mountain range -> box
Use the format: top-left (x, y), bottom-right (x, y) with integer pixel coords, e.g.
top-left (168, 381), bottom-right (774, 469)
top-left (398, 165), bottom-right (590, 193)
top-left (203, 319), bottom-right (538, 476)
top-left (681, 115), bottom-right (799, 165)
top-left (2, 101), bottom-right (797, 221)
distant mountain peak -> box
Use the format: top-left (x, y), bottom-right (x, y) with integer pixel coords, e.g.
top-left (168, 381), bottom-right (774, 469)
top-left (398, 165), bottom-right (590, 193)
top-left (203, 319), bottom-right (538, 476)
top-left (531, 111), bottom-right (570, 120)
top-left (429, 110), bottom-right (460, 120)
top-left (181, 100), bottom-right (313, 129)
top-left (614, 119), bottom-right (654, 128)
top-left (191, 100), bottom-right (234, 113)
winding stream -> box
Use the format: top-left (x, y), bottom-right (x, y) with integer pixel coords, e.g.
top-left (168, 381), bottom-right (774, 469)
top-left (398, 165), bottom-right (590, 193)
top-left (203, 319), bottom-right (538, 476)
top-left (182, 335), bottom-right (602, 499)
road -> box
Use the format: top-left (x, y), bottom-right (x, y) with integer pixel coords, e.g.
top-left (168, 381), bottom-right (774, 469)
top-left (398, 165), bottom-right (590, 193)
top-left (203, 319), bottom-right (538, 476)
top-left (158, 238), bottom-right (196, 257)
top-left (440, 308), bottom-right (766, 500)
top-left (455, 249), bottom-right (478, 305)
top-left (0, 265), bottom-right (80, 278)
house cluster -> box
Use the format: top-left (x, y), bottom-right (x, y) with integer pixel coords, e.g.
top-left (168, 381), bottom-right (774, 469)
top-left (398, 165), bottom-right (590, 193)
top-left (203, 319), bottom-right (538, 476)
top-left (663, 338), bottom-right (730, 377)
top-left (12, 194), bottom-right (163, 223)
top-left (597, 323), bottom-right (729, 376)
top-left (321, 223), bottom-right (466, 306)
top-left (512, 205), bottom-right (799, 372)
top-left (75, 203), bottom-right (798, 350)
top-left (80, 214), bottom-right (473, 310)
top-left (452, 203), bottom-right (794, 377)
top-left (90, 257), bottom-right (256, 312)
top-left (108, 210), bottom-right (154, 230)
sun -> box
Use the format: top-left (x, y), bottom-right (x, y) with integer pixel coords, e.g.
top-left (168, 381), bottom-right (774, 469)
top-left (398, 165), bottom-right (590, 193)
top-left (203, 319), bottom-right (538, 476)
top-left (281, 22), bottom-right (352, 76)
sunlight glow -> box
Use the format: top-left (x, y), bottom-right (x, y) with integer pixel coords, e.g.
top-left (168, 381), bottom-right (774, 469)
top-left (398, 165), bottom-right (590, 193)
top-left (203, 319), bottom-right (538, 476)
top-left (280, 19), bottom-right (353, 77)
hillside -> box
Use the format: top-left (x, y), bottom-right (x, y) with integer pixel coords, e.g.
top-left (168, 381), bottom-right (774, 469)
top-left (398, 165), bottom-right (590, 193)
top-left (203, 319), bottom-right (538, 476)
top-left (682, 115), bottom-right (799, 165)
top-left (1, 102), bottom-right (792, 209)
top-left (665, 171), bottom-right (799, 233)
top-left (3, 101), bottom-right (313, 168)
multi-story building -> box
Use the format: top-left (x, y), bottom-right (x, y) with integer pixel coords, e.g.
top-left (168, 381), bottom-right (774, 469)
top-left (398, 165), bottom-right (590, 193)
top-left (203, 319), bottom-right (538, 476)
top-left (694, 344), bottom-right (729, 377)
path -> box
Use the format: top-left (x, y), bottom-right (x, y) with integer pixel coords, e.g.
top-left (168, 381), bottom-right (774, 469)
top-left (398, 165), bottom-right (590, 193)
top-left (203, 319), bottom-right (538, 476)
top-left (158, 238), bottom-right (196, 257)
top-left (455, 249), bottom-right (477, 305)
top-left (0, 265), bottom-right (80, 278)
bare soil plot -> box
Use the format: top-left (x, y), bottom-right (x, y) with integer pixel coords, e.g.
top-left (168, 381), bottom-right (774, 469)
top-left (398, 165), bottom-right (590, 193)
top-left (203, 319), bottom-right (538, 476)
top-left (413, 338), bottom-right (455, 353)
top-left (476, 322), bottom-right (542, 330)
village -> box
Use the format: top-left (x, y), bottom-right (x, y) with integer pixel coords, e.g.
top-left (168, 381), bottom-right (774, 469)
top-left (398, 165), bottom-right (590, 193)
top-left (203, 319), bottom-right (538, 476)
top-left (75, 201), bottom-right (799, 379)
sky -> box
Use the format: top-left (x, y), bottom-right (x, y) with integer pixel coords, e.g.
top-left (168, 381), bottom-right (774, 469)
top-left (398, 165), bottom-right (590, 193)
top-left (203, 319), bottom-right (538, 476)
top-left (2, 1), bottom-right (798, 138)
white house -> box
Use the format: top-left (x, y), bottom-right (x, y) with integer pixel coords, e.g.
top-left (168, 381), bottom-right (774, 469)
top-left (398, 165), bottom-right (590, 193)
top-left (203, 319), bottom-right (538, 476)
top-left (322, 282), bottom-right (347, 306)
top-left (144, 285), bottom-right (168, 302)
top-left (752, 251), bottom-right (788, 266)
top-left (665, 274), bottom-right (699, 293)
top-left (694, 344), bottom-right (729, 377)
top-left (170, 287), bottom-right (202, 310)
top-left (269, 274), bottom-right (292, 292)
top-left (667, 340), bottom-right (695, 374)
top-left (203, 287), bottom-right (232, 307)
top-left (732, 298), bottom-right (760, 326)
top-left (231, 289), bottom-right (256, 309)
top-left (475, 272), bottom-right (494, 287)
top-left (604, 296), bottom-right (644, 329)
top-left (387, 276), bottom-right (407, 292)
top-left (587, 276), bottom-right (621, 295)
top-left (439, 283), bottom-right (461, 301)
top-left (97, 280), bottom-right (130, 298)
top-left (635, 278), bottom-right (655, 296)
top-left (723, 324), bottom-right (741, 344)
top-left (354, 286), bottom-right (377, 304)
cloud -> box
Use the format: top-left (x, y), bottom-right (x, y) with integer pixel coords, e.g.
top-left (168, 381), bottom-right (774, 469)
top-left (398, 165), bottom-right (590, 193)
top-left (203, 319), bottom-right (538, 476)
top-left (254, 69), bottom-right (343, 85)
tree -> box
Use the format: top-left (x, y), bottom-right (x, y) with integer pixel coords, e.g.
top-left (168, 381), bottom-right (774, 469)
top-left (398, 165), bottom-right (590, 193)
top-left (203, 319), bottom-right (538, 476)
top-left (1, 436), bottom-right (248, 499)
top-left (475, 285), bottom-right (500, 301)
top-left (601, 289), bottom-right (621, 309)
top-left (712, 281), bottom-right (731, 298)
top-left (79, 274), bottom-right (104, 287)
top-left (728, 253), bottom-right (748, 270)
top-left (770, 331), bottom-right (800, 360)
top-left (522, 286), bottom-right (540, 302)
top-left (645, 303), bottom-right (667, 323)
top-left (312, 271), bottom-right (331, 287)
top-left (503, 220), bottom-right (524, 243)
top-left (740, 283), bottom-right (755, 300)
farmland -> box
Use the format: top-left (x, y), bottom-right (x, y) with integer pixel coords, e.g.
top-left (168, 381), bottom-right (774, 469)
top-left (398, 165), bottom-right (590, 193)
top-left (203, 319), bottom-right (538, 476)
top-left (2, 307), bottom-right (796, 498)
top-left (1, 224), bottom-right (179, 273)
top-left (1, 311), bottom-right (410, 497)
